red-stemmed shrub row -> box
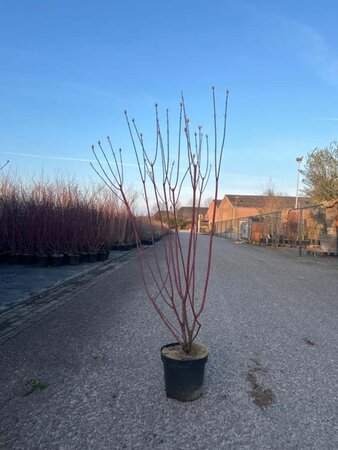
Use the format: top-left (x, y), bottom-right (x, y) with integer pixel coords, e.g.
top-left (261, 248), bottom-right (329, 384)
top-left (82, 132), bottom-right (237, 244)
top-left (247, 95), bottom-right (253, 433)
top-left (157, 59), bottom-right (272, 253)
top-left (0, 176), bottom-right (162, 263)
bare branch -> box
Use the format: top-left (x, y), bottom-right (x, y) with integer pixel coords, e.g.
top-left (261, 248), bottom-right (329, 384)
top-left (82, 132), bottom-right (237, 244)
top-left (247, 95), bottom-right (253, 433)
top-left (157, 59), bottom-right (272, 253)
top-left (90, 88), bottom-right (229, 354)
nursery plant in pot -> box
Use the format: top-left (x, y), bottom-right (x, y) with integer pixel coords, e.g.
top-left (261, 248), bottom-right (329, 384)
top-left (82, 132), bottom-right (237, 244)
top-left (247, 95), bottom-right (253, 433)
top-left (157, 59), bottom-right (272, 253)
top-left (33, 215), bottom-right (50, 267)
top-left (63, 238), bottom-right (81, 265)
top-left (48, 233), bottom-right (65, 267)
top-left (91, 88), bottom-right (229, 401)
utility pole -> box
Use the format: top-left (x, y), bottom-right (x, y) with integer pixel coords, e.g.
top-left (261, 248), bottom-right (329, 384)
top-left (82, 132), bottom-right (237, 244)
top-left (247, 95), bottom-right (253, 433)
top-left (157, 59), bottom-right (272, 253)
top-left (295, 156), bottom-right (303, 208)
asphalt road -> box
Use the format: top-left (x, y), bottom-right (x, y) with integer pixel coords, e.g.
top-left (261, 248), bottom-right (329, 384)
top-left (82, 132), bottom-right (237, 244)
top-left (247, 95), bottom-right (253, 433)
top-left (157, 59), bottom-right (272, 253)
top-left (0, 235), bottom-right (337, 449)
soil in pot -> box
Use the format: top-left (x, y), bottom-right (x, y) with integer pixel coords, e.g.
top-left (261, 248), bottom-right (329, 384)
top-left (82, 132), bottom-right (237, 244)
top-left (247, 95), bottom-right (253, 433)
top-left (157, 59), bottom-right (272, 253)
top-left (161, 342), bottom-right (208, 402)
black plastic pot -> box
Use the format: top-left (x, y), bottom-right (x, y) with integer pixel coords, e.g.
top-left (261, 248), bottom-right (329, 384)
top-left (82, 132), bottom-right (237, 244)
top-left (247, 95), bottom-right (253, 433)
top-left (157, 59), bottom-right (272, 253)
top-left (141, 239), bottom-right (154, 246)
top-left (79, 253), bottom-right (89, 263)
top-left (87, 252), bottom-right (97, 263)
top-left (22, 254), bottom-right (36, 265)
top-left (36, 255), bottom-right (49, 267)
top-left (97, 251), bottom-right (109, 261)
top-left (0, 253), bottom-right (9, 263)
top-left (110, 242), bottom-right (136, 251)
top-left (50, 254), bottom-right (64, 266)
top-left (67, 254), bottom-right (80, 265)
top-left (161, 343), bottom-right (208, 402)
top-left (9, 254), bottom-right (22, 265)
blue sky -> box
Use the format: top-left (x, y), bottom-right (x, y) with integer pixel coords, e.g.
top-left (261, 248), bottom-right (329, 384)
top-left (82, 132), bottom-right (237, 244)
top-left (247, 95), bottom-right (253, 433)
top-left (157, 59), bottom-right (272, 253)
top-left (0, 0), bottom-right (337, 202)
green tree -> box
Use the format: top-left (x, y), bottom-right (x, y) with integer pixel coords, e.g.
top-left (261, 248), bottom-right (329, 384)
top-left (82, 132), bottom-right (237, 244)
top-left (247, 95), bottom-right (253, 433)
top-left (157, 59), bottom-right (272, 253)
top-left (301, 143), bottom-right (338, 203)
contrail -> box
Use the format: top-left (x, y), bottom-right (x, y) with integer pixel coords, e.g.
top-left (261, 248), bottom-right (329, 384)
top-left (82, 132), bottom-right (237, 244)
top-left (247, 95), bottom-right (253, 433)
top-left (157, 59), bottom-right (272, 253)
top-left (314, 117), bottom-right (338, 121)
top-left (0, 151), bottom-right (140, 167)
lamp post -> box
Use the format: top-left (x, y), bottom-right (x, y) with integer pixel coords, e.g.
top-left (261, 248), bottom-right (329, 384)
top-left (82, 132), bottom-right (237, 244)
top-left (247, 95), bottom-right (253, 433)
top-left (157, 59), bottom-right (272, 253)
top-left (295, 156), bottom-right (303, 208)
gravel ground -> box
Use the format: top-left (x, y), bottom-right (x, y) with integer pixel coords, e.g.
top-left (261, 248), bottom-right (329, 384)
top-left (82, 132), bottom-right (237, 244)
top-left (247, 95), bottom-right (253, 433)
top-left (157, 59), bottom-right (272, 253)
top-left (0, 235), bottom-right (337, 449)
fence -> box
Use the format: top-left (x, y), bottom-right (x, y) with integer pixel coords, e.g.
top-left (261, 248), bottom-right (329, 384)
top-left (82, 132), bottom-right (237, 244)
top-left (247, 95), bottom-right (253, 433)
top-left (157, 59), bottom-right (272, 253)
top-left (214, 204), bottom-right (338, 255)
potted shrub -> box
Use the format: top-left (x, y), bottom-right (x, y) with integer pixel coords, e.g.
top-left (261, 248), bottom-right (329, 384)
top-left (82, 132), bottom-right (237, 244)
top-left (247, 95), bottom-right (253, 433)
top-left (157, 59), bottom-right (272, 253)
top-left (91, 88), bottom-right (229, 401)
top-left (48, 221), bottom-right (65, 266)
top-left (33, 207), bottom-right (50, 267)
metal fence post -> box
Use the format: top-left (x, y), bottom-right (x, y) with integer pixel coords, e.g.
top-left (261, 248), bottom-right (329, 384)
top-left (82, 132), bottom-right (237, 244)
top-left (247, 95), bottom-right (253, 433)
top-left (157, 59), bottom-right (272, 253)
top-left (298, 208), bottom-right (303, 256)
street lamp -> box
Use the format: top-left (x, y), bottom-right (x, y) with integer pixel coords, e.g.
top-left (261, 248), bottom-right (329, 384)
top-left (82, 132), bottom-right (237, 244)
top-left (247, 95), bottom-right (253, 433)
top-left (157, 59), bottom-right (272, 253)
top-left (295, 156), bottom-right (303, 208)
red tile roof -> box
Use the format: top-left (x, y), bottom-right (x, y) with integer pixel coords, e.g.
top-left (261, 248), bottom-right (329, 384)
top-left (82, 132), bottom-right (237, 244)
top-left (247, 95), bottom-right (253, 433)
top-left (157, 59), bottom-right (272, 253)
top-left (224, 194), bottom-right (311, 209)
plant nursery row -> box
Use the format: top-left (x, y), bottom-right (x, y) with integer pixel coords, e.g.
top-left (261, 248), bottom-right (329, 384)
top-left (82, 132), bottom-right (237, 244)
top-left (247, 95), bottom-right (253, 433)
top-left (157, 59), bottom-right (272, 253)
top-left (0, 176), bottom-right (162, 266)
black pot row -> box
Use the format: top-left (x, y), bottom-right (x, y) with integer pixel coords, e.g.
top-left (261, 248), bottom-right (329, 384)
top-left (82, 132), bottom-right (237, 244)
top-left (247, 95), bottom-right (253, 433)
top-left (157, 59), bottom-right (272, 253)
top-left (0, 251), bottom-right (110, 267)
top-left (259, 238), bottom-right (316, 246)
top-left (0, 236), bottom-right (165, 266)
top-left (109, 236), bottom-right (163, 251)
top-left (110, 242), bottom-right (137, 251)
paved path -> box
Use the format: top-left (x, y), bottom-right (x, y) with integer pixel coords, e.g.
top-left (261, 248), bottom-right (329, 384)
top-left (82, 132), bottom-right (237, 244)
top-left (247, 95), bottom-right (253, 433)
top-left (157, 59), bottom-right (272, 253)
top-left (0, 251), bottom-right (126, 312)
top-left (0, 235), bottom-right (337, 449)
top-left (0, 252), bottom-right (134, 345)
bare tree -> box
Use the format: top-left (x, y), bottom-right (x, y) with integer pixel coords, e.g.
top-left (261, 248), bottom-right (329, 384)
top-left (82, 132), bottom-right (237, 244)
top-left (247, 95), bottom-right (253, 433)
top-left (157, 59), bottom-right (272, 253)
top-left (260, 179), bottom-right (289, 213)
top-left (91, 88), bottom-right (229, 354)
top-left (203, 196), bottom-right (213, 207)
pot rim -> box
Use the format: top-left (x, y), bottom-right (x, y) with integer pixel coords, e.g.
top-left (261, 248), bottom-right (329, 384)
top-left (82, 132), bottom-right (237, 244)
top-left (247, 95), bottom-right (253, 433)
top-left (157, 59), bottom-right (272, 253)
top-left (161, 342), bottom-right (208, 363)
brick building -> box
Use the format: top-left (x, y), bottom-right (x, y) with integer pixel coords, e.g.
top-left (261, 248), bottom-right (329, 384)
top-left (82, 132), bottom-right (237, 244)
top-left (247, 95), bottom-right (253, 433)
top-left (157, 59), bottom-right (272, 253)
top-left (177, 206), bottom-right (209, 221)
top-left (206, 200), bottom-right (222, 223)
top-left (215, 194), bottom-right (311, 222)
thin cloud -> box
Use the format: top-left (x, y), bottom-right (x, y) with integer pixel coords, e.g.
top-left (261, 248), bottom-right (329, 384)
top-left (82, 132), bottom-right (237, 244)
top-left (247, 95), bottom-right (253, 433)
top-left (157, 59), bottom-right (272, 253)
top-left (244, 3), bottom-right (338, 86)
top-left (268, 13), bottom-right (338, 86)
top-left (295, 23), bottom-right (338, 86)
top-left (313, 117), bottom-right (338, 122)
top-left (0, 151), bottom-right (140, 168)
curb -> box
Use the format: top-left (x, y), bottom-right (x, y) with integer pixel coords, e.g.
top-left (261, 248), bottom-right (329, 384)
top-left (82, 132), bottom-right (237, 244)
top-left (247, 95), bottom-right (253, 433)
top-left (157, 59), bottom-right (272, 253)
top-left (0, 250), bottom-right (137, 345)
